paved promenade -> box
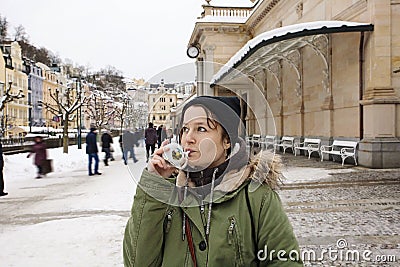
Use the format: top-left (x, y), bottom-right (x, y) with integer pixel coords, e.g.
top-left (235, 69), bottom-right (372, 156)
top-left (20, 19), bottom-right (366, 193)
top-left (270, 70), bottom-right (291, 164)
top-left (277, 152), bottom-right (400, 266)
top-left (1, 144), bottom-right (398, 266)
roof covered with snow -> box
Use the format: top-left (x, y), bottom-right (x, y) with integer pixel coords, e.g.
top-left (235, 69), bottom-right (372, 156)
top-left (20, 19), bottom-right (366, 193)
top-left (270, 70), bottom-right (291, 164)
top-left (211, 20), bottom-right (374, 84)
top-left (206, 0), bottom-right (256, 8)
top-left (197, 16), bottom-right (248, 23)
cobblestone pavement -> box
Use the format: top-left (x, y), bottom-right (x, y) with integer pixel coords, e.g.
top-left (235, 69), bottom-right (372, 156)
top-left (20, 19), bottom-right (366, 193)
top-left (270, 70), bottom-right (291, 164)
top-left (277, 153), bottom-right (400, 266)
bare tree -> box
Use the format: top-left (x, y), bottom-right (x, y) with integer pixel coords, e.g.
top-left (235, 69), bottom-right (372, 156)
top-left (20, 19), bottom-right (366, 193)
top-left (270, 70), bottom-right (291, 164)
top-left (0, 81), bottom-right (24, 134)
top-left (0, 81), bottom-right (24, 111)
top-left (13, 24), bottom-right (29, 42)
top-left (85, 90), bottom-right (116, 134)
top-left (39, 85), bottom-right (85, 153)
top-left (0, 15), bottom-right (8, 43)
top-left (113, 94), bottom-right (130, 133)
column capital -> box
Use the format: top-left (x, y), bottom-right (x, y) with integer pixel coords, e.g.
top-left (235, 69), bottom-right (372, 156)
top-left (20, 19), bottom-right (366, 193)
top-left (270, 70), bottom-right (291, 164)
top-left (204, 45), bottom-right (216, 54)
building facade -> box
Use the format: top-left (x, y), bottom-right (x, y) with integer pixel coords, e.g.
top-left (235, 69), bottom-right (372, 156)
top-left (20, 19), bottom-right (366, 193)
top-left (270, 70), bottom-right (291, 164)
top-left (148, 80), bottom-right (178, 129)
top-left (28, 61), bottom-right (44, 127)
top-left (188, 0), bottom-right (400, 168)
top-left (1, 42), bottom-right (30, 136)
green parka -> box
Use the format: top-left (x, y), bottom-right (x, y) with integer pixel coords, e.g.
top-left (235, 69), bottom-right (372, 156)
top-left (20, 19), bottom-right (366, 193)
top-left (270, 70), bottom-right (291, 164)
top-left (123, 152), bottom-right (303, 266)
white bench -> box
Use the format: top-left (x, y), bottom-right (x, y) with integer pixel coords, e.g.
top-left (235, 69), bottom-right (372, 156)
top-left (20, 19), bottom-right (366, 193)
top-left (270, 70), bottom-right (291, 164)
top-left (246, 134), bottom-right (261, 151)
top-left (251, 134), bottom-right (261, 146)
top-left (259, 135), bottom-right (276, 149)
top-left (294, 138), bottom-right (321, 159)
top-left (274, 136), bottom-right (295, 154)
top-left (320, 140), bottom-right (358, 166)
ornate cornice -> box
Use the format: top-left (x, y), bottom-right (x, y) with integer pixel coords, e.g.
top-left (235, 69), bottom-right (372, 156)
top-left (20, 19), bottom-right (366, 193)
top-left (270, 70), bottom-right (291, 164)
top-left (247, 0), bottom-right (281, 33)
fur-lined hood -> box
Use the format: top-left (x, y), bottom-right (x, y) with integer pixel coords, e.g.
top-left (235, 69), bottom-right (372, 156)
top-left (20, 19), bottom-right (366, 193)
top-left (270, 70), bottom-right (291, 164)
top-left (176, 149), bottom-right (283, 194)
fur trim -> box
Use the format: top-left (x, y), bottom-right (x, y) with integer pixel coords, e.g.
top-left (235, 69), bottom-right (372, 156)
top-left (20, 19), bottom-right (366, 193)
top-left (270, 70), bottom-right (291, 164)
top-left (248, 151), bottom-right (283, 190)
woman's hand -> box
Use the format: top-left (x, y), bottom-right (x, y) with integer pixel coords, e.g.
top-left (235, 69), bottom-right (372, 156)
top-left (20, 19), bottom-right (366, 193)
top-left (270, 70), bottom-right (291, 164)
top-left (147, 140), bottom-right (178, 178)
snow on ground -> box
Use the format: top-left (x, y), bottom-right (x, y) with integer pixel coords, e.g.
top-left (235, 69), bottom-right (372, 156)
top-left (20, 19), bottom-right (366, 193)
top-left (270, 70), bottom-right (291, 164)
top-left (0, 137), bottom-right (355, 266)
top-left (0, 137), bottom-right (148, 267)
top-left (282, 166), bottom-right (355, 184)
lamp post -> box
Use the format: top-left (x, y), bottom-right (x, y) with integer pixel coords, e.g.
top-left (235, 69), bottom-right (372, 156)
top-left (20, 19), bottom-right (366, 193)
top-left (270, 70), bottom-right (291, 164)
top-left (28, 90), bottom-right (32, 133)
top-left (77, 80), bottom-right (82, 149)
top-left (0, 81), bottom-right (4, 137)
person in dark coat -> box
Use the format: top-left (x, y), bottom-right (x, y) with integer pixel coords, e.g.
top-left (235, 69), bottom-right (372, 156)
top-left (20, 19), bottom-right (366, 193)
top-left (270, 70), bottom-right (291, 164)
top-left (0, 142), bottom-right (7, 196)
top-left (156, 125), bottom-right (163, 148)
top-left (86, 127), bottom-right (101, 176)
top-left (101, 131), bottom-right (113, 166)
top-left (27, 136), bottom-right (48, 179)
top-left (145, 122), bottom-right (158, 162)
top-left (122, 130), bottom-right (139, 165)
top-left (119, 134), bottom-right (124, 160)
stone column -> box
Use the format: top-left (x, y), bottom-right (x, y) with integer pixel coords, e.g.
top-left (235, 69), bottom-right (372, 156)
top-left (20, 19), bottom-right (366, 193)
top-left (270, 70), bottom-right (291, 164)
top-left (203, 45), bottom-right (216, 96)
top-left (196, 58), bottom-right (204, 96)
top-left (359, 0), bottom-right (400, 168)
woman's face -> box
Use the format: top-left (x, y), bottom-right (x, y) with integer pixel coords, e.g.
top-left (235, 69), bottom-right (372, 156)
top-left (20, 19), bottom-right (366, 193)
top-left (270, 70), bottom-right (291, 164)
top-left (181, 106), bottom-right (230, 169)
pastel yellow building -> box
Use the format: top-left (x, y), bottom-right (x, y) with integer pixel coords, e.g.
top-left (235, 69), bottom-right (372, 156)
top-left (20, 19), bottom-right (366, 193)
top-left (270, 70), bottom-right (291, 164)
top-left (0, 41), bottom-right (29, 136)
top-left (37, 63), bottom-right (61, 130)
top-left (148, 82), bottom-right (178, 129)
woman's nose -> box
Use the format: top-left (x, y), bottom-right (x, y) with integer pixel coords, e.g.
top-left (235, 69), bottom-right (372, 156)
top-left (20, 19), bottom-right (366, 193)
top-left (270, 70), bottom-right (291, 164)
top-left (184, 129), bottom-right (196, 144)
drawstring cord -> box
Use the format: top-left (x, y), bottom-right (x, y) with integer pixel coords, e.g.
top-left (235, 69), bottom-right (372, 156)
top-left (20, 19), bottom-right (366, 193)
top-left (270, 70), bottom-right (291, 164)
top-left (206, 168), bottom-right (217, 240)
top-left (181, 167), bottom-right (218, 241)
top-left (182, 172), bottom-right (189, 241)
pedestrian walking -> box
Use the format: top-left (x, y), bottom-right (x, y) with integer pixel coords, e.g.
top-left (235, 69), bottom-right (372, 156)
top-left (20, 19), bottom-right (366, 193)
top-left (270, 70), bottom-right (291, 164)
top-left (122, 129), bottom-right (138, 165)
top-left (156, 125), bottom-right (161, 148)
top-left (119, 134), bottom-right (124, 160)
top-left (123, 96), bottom-right (302, 266)
top-left (86, 127), bottom-right (101, 176)
top-left (145, 122), bottom-right (157, 162)
top-left (27, 136), bottom-right (48, 179)
top-left (101, 130), bottom-right (113, 166)
top-left (161, 125), bottom-right (167, 144)
top-left (0, 142), bottom-right (7, 197)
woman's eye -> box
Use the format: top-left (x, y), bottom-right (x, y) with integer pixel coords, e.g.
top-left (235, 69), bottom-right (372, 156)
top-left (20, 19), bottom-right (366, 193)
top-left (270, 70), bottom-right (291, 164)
top-left (198, 126), bottom-right (206, 132)
top-left (182, 127), bottom-right (189, 133)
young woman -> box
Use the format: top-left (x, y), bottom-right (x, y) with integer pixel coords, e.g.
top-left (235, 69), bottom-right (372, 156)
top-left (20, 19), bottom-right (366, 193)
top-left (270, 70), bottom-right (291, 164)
top-left (123, 96), bottom-right (303, 266)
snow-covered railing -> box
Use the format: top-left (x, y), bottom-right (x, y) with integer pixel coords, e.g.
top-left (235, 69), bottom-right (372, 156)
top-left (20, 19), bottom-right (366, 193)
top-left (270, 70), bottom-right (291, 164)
top-left (203, 5), bottom-right (252, 18)
top-left (211, 7), bottom-right (251, 17)
top-left (0, 137), bottom-right (26, 147)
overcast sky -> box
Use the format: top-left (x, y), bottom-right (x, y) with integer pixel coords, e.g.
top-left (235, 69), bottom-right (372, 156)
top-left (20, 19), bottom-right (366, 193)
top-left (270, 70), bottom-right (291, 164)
top-left (1, 0), bottom-right (205, 82)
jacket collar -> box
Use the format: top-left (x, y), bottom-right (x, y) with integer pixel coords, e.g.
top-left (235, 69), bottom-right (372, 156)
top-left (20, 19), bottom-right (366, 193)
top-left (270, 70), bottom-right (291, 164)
top-left (176, 143), bottom-right (282, 197)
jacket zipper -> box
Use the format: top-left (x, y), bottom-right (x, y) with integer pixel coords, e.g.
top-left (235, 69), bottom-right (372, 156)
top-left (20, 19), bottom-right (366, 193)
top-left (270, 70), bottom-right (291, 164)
top-left (228, 217), bottom-right (236, 245)
top-left (227, 217), bottom-right (244, 266)
top-left (165, 209), bottom-right (174, 234)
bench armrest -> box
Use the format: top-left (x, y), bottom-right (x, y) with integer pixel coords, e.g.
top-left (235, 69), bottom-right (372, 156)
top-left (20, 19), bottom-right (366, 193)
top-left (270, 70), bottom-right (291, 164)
top-left (307, 143), bottom-right (320, 149)
top-left (341, 147), bottom-right (355, 154)
top-left (294, 142), bottom-right (305, 148)
top-left (320, 145), bottom-right (333, 151)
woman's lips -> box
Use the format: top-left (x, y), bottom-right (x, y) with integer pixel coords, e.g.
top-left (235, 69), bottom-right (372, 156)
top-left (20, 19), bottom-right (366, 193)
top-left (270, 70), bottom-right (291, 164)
top-left (185, 149), bottom-right (197, 156)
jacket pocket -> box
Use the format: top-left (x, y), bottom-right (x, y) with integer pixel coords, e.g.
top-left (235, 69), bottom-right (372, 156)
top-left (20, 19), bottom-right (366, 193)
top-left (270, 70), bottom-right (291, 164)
top-left (227, 216), bottom-right (244, 266)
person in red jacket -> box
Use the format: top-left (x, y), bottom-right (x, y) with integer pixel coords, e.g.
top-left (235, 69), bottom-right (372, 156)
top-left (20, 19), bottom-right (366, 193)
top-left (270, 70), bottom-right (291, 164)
top-left (27, 136), bottom-right (48, 179)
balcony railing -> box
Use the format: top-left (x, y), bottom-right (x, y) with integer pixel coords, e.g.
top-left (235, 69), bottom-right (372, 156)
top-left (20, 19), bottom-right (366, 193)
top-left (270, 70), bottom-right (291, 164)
top-left (203, 6), bottom-right (252, 18)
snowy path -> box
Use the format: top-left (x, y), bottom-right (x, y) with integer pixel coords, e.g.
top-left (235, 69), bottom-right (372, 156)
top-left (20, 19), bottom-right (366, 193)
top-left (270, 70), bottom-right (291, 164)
top-left (0, 140), bottom-right (147, 267)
